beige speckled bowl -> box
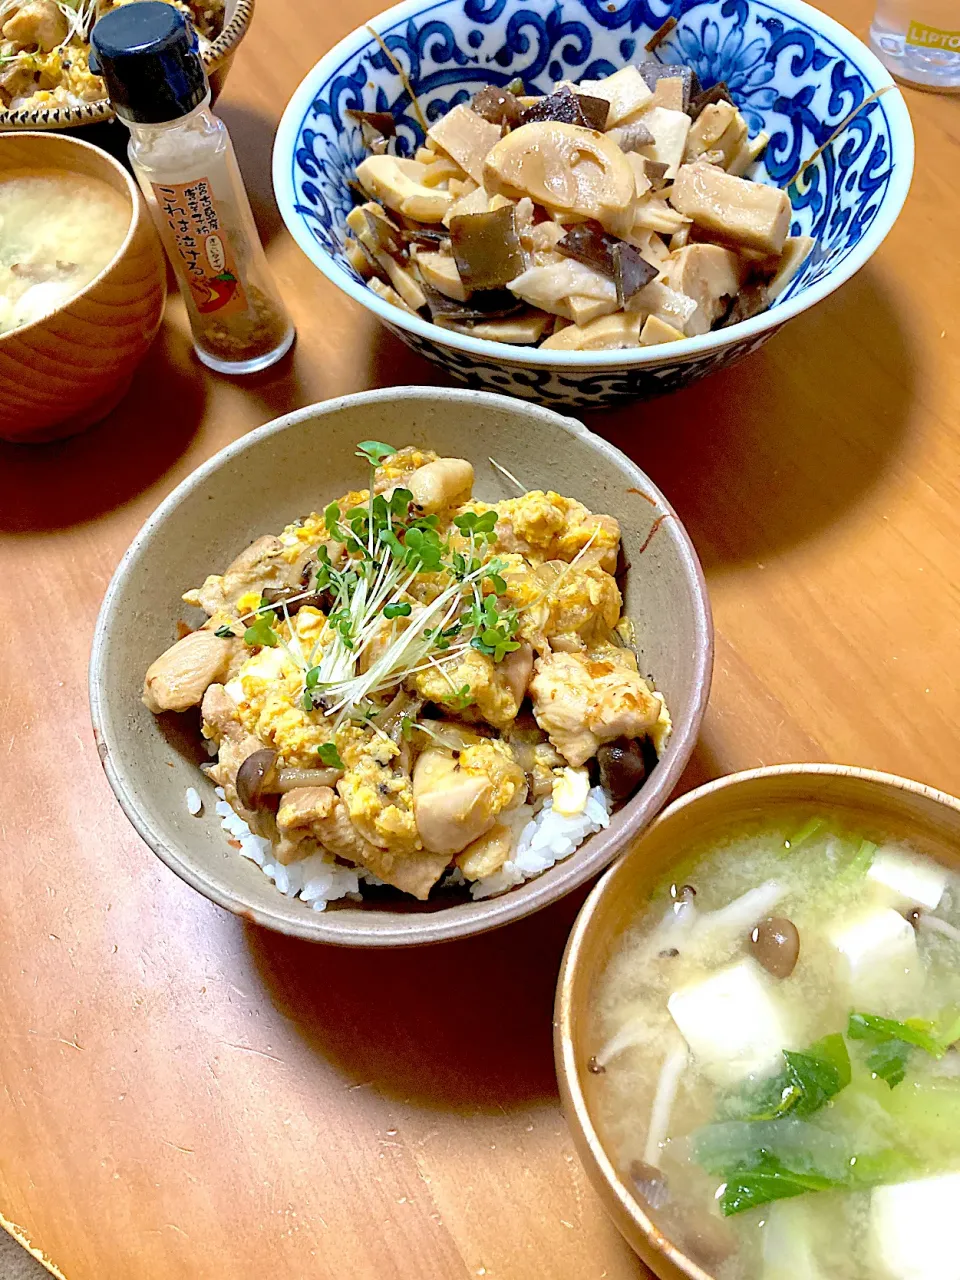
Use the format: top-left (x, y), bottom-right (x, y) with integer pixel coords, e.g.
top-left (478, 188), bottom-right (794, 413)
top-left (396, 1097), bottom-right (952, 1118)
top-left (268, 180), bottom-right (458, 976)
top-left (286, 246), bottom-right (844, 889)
top-left (89, 388), bottom-right (713, 946)
top-left (555, 764), bottom-right (960, 1279)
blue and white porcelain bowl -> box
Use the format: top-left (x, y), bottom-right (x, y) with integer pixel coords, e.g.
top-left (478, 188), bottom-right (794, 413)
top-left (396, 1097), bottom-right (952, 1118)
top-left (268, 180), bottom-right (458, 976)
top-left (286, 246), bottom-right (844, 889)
top-left (273, 0), bottom-right (914, 408)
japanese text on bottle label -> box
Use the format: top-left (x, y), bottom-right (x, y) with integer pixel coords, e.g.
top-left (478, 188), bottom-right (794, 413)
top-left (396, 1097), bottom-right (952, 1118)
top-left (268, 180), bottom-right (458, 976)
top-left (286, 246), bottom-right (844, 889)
top-left (152, 178), bottom-right (249, 318)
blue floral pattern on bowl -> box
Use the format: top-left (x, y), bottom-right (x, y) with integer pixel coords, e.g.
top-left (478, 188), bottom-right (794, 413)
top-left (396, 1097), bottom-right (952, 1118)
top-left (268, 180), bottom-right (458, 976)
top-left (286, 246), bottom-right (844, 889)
top-left (274, 0), bottom-right (913, 408)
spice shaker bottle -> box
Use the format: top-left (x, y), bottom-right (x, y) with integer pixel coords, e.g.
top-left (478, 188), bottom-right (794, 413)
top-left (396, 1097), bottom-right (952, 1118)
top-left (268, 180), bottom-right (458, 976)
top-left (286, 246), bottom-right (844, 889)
top-left (91, 3), bottom-right (295, 374)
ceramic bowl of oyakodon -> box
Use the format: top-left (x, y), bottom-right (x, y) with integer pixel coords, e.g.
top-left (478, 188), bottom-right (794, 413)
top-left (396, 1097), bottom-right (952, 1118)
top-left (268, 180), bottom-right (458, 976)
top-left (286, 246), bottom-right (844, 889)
top-left (272, 0), bottom-right (913, 410)
top-left (89, 387), bottom-right (712, 946)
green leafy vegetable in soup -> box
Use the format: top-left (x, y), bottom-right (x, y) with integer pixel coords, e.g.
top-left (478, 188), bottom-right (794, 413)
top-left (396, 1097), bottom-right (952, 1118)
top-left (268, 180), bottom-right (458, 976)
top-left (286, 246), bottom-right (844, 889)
top-left (589, 816), bottom-right (960, 1278)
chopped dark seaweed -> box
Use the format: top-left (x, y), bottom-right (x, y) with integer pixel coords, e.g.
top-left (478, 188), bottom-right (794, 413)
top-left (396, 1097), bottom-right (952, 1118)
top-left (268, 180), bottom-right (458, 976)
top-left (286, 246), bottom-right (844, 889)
top-left (611, 117), bottom-right (655, 151)
top-left (398, 228), bottom-right (447, 248)
top-left (689, 80), bottom-right (736, 120)
top-left (644, 15), bottom-right (677, 51)
top-left (470, 85), bottom-right (522, 127)
top-left (575, 92), bottom-right (611, 131)
top-left (613, 242), bottom-right (658, 305)
top-left (361, 206), bottom-right (402, 256)
top-left (644, 158), bottom-right (670, 189)
top-left (450, 205), bottom-right (526, 291)
top-left (557, 222), bottom-right (618, 276)
top-left (557, 224), bottom-right (657, 306)
top-left (421, 281), bottom-right (523, 322)
top-left (638, 61), bottom-right (694, 108)
top-left (719, 283), bottom-right (768, 327)
top-left (518, 85), bottom-right (608, 130)
top-left (345, 108), bottom-right (397, 137)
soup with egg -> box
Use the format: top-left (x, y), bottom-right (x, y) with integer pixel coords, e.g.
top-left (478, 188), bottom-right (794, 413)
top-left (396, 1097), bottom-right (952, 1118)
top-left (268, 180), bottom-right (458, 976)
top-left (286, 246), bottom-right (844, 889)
top-left (0, 169), bottom-right (130, 335)
top-left (589, 817), bottom-right (960, 1280)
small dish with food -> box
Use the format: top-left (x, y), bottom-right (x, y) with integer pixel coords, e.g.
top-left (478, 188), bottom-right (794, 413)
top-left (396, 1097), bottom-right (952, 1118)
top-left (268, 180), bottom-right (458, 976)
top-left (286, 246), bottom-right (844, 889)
top-left (556, 764), bottom-right (960, 1280)
top-left (274, 0), bottom-right (913, 407)
top-left (90, 388), bottom-right (712, 946)
top-left (0, 0), bottom-right (252, 129)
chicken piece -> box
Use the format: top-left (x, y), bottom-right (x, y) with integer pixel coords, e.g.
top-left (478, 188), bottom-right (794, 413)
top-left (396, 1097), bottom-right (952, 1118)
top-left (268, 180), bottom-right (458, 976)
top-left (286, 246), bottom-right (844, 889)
top-left (142, 629), bottom-right (240, 713)
top-left (201, 684), bottom-right (278, 841)
top-left (456, 823), bottom-right (513, 880)
top-left (530, 647), bottom-right (663, 767)
top-left (0, 60), bottom-right (37, 103)
top-left (373, 445), bottom-right (440, 494)
top-left (411, 645), bottom-right (528, 728)
top-left (513, 563), bottom-right (622, 654)
top-left (2, 0), bottom-right (68, 52)
top-left (279, 788), bottom-right (449, 899)
top-left (183, 535), bottom-right (304, 617)
top-left (337, 755), bottom-right (420, 854)
top-left (407, 457), bottom-right (474, 514)
top-left (413, 742), bottom-right (525, 856)
top-left (493, 491), bottom-right (621, 574)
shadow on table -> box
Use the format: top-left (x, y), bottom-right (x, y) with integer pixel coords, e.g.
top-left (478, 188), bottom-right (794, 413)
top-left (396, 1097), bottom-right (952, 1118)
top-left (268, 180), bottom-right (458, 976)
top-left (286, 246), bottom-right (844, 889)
top-left (0, 324), bottom-right (205, 533)
top-left (216, 104), bottom-right (285, 249)
top-left (586, 267), bottom-right (916, 573)
top-left (245, 885), bottom-right (592, 1113)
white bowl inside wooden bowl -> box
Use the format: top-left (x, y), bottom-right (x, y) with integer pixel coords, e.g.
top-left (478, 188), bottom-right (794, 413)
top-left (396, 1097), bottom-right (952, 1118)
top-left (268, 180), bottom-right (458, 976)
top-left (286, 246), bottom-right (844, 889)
top-left (0, 130), bottom-right (166, 442)
top-left (555, 764), bottom-right (960, 1280)
top-left (90, 387), bottom-right (713, 947)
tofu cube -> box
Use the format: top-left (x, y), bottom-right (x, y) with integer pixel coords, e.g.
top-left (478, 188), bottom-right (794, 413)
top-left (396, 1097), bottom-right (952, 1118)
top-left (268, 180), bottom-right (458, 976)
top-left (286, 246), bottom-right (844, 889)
top-left (829, 908), bottom-right (918, 1008)
top-left (870, 1174), bottom-right (960, 1280)
top-left (667, 958), bottom-right (791, 1085)
top-left (867, 848), bottom-right (947, 912)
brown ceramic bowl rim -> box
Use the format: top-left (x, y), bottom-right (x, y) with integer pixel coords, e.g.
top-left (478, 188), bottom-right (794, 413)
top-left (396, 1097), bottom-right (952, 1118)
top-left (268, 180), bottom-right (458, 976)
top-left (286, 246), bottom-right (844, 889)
top-left (554, 761), bottom-right (960, 1280)
top-left (0, 131), bottom-right (141, 345)
top-left (89, 386), bottom-right (714, 947)
top-left (0, 0), bottom-right (254, 130)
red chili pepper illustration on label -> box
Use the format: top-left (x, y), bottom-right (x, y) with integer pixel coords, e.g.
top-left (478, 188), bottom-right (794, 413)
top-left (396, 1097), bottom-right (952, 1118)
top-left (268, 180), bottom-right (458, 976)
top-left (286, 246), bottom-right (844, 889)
top-left (195, 271), bottom-right (239, 313)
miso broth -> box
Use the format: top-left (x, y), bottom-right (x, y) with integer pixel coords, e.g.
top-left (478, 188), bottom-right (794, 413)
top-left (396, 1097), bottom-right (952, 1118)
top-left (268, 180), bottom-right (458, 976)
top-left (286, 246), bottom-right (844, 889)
top-left (589, 816), bottom-right (960, 1280)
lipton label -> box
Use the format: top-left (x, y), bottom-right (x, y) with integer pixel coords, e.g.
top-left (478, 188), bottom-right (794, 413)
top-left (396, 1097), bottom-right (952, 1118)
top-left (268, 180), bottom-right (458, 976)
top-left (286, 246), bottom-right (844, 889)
top-left (152, 178), bottom-right (249, 317)
top-left (906, 19), bottom-right (960, 49)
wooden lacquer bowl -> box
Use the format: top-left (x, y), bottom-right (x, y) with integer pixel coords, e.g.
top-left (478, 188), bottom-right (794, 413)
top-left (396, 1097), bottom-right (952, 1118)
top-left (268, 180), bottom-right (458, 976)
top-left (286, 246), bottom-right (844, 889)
top-left (555, 764), bottom-right (960, 1280)
top-left (90, 388), bottom-right (713, 946)
top-left (0, 132), bottom-right (166, 443)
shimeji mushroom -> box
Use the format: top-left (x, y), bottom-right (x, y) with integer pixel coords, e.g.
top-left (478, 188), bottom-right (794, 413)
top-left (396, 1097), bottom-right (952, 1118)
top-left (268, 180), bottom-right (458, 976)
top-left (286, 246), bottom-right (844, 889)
top-left (235, 748), bottom-right (343, 811)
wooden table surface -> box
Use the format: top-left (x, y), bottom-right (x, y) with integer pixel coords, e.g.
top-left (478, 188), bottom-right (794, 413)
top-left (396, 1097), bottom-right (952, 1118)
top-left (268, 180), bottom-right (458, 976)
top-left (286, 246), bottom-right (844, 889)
top-left (1, 2), bottom-right (958, 1277)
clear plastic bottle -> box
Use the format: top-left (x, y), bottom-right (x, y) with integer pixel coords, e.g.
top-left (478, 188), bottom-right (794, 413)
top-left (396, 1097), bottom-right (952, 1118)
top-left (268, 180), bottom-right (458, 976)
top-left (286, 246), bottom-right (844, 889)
top-left (869, 0), bottom-right (960, 92)
top-left (91, 3), bottom-right (295, 374)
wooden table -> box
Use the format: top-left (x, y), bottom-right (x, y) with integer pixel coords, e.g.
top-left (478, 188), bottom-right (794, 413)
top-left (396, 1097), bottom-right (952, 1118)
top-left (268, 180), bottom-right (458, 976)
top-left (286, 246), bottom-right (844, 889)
top-left (1, 2), bottom-right (958, 1276)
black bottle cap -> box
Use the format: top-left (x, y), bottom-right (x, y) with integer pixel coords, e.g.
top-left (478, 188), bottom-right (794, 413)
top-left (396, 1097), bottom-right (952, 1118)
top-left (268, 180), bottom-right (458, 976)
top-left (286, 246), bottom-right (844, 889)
top-left (90, 2), bottom-right (208, 124)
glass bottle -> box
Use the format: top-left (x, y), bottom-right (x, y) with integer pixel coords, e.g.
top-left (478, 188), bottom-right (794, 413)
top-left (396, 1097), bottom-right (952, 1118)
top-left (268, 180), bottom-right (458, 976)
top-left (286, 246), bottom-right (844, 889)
top-left (869, 0), bottom-right (960, 92)
top-left (91, 3), bottom-right (295, 374)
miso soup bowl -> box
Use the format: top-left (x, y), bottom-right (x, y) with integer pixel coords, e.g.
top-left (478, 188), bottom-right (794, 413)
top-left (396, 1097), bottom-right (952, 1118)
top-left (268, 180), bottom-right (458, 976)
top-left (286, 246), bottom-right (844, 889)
top-left (0, 132), bottom-right (166, 443)
top-left (90, 387), bottom-right (713, 947)
top-left (554, 763), bottom-right (960, 1280)
top-left (273, 0), bottom-right (914, 409)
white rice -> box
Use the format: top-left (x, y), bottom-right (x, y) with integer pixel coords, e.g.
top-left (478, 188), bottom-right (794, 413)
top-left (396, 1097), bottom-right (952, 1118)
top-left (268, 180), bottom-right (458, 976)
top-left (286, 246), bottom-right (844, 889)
top-left (470, 786), bottom-right (611, 899)
top-left (185, 787), bottom-right (202, 816)
top-left (212, 784), bottom-right (611, 910)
